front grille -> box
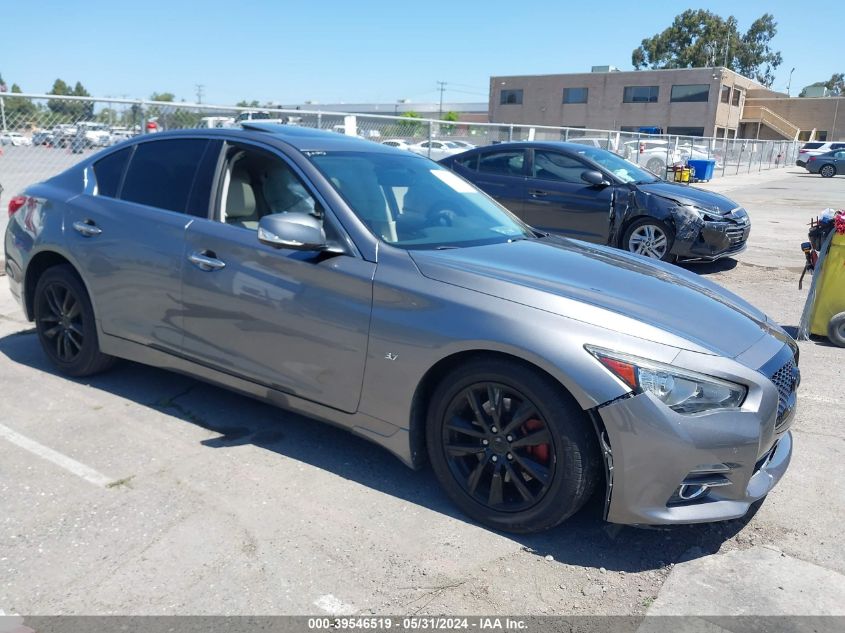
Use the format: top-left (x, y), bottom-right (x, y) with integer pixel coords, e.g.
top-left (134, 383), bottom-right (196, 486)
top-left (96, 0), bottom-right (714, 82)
top-left (725, 226), bottom-right (750, 246)
top-left (770, 359), bottom-right (796, 428)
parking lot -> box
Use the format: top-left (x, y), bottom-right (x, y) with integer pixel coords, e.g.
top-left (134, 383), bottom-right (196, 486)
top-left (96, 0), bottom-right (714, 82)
top-left (1, 168), bottom-right (844, 618)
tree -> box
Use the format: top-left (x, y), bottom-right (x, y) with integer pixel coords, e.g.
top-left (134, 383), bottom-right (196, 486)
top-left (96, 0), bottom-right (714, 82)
top-left (4, 83), bottom-right (37, 120)
top-left (631, 10), bottom-right (783, 87)
top-left (396, 111), bottom-right (424, 136)
top-left (150, 92), bottom-right (175, 102)
top-left (46, 79), bottom-right (93, 120)
top-left (236, 99), bottom-right (260, 108)
top-left (799, 73), bottom-right (844, 97)
top-left (441, 110), bottom-right (459, 134)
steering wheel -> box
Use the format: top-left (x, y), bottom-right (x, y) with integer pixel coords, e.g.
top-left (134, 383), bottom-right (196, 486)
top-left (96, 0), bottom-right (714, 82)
top-left (426, 200), bottom-right (460, 227)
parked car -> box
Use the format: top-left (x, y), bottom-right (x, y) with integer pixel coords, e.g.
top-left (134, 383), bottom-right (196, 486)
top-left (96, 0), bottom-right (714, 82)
top-left (77, 122), bottom-right (112, 147)
top-left (805, 149), bottom-right (845, 177)
top-left (408, 139), bottom-right (465, 161)
top-left (796, 141), bottom-right (845, 168)
top-left (0, 132), bottom-right (33, 146)
top-left (623, 140), bottom-right (685, 174)
top-left (381, 139), bottom-right (412, 150)
top-left (448, 139), bottom-right (477, 150)
top-left (52, 124), bottom-right (78, 147)
top-left (31, 131), bottom-right (54, 146)
top-left (4, 124), bottom-right (797, 533)
top-left (439, 142), bottom-right (750, 262)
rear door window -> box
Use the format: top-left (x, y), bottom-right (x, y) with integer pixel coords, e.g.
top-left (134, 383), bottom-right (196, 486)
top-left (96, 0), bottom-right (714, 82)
top-left (93, 147), bottom-right (132, 198)
top-left (802, 143), bottom-right (823, 150)
top-left (478, 150), bottom-right (526, 176)
top-left (120, 139), bottom-right (209, 213)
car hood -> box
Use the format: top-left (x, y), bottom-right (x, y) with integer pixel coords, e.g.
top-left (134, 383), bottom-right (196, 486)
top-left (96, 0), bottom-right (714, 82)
top-left (409, 237), bottom-right (776, 359)
top-left (636, 181), bottom-right (739, 214)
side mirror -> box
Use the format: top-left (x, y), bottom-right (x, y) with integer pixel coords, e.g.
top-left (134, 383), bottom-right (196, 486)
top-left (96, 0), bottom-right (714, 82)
top-left (581, 170), bottom-right (609, 186)
top-left (257, 212), bottom-right (327, 251)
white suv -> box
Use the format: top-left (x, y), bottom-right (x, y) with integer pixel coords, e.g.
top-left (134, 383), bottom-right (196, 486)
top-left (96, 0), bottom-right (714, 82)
top-left (797, 141), bottom-right (845, 167)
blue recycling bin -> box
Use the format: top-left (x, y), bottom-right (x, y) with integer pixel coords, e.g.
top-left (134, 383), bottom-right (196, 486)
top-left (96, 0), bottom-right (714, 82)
top-left (687, 159), bottom-right (716, 182)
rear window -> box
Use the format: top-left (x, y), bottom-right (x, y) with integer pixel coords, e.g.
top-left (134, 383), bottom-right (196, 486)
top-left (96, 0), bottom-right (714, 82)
top-left (93, 147), bottom-right (132, 198)
top-left (831, 143), bottom-right (845, 150)
top-left (120, 139), bottom-right (209, 213)
top-left (802, 143), bottom-right (823, 150)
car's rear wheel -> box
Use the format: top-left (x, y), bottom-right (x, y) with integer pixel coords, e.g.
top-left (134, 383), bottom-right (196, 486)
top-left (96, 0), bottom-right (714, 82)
top-left (645, 157), bottom-right (665, 175)
top-left (820, 164), bottom-right (836, 178)
top-left (623, 218), bottom-right (675, 261)
top-left (33, 264), bottom-right (115, 376)
top-left (426, 358), bottom-right (599, 533)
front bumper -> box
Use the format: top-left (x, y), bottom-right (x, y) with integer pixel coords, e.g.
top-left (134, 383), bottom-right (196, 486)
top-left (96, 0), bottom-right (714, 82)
top-left (596, 346), bottom-right (796, 525)
top-left (672, 211), bottom-right (750, 261)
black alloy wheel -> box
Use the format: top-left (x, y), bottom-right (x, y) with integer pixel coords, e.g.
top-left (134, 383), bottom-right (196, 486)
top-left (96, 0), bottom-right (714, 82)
top-left (442, 382), bottom-right (555, 512)
top-left (37, 281), bottom-right (85, 363)
top-left (33, 264), bottom-right (115, 376)
top-left (427, 359), bottom-right (599, 533)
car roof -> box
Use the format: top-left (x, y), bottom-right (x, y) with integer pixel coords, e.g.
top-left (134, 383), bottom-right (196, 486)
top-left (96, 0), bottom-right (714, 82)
top-left (454, 141), bottom-right (612, 153)
top-left (129, 123), bottom-right (403, 154)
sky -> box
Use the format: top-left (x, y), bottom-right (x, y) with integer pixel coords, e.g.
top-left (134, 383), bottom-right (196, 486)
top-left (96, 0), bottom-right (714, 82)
top-left (1, 0), bottom-right (841, 107)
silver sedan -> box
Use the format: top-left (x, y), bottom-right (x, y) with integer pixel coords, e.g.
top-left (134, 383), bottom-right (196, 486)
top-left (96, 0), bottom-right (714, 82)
top-left (3, 124), bottom-right (798, 532)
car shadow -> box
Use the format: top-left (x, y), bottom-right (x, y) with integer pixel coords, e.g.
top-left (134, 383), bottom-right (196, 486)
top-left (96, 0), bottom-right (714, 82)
top-left (0, 329), bottom-right (755, 573)
top-left (679, 258), bottom-right (738, 275)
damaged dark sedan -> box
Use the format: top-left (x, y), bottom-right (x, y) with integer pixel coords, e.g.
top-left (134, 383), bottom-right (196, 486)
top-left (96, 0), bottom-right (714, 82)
top-left (438, 142), bottom-right (750, 262)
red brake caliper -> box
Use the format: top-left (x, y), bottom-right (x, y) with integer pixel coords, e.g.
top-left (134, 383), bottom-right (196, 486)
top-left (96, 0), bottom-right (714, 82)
top-left (523, 419), bottom-right (550, 464)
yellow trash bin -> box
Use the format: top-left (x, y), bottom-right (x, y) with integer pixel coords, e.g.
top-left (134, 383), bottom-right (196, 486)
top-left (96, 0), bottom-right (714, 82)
top-left (809, 232), bottom-right (845, 344)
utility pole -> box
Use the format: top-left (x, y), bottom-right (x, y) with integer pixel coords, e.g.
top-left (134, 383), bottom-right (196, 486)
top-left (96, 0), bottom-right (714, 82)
top-left (786, 67), bottom-right (796, 97)
top-left (195, 84), bottom-right (205, 104)
top-left (437, 81), bottom-right (447, 119)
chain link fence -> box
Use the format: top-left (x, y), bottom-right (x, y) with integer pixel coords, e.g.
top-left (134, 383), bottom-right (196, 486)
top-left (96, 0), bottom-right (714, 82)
top-left (1, 93), bottom-right (800, 210)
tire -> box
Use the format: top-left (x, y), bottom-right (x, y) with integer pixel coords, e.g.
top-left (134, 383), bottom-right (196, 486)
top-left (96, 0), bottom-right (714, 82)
top-left (828, 312), bottom-right (845, 348)
top-left (622, 217), bottom-right (675, 261)
top-left (33, 264), bottom-right (116, 376)
top-left (426, 358), bottom-right (599, 533)
top-left (645, 157), bottom-right (665, 175)
top-left (819, 164), bottom-right (836, 178)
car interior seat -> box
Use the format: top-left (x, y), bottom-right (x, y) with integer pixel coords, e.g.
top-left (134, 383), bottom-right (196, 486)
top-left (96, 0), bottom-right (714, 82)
top-left (224, 163), bottom-right (259, 230)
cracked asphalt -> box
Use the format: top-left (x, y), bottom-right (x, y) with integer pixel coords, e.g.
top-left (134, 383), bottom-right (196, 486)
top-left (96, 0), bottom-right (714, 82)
top-left (0, 168), bottom-right (843, 617)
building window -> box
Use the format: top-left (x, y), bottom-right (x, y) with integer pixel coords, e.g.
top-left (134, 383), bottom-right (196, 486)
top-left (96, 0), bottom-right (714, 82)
top-left (563, 87), bottom-right (588, 104)
top-left (623, 86), bottom-right (659, 103)
top-left (721, 86), bottom-right (731, 104)
top-left (731, 88), bottom-right (742, 107)
top-left (715, 126), bottom-right (726, 138)
top-left (667, 126), bottom-right (705, 137)
top-left (670, 84), bottom-right (710, 103)
top-left (500, 89), bottom-right (523, 105)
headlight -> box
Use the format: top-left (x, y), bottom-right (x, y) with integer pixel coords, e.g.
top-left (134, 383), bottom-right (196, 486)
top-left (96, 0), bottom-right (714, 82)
top-left (683, 205), bottom-right (725, 222)
top-left (586, 347), bottom-right (747, 414)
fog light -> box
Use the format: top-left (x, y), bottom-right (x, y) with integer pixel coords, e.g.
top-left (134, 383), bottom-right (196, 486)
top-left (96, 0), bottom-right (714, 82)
top-left (678, 484), bottom-right (710, 501)
top-left (668, 474), bottom-right (732, 505)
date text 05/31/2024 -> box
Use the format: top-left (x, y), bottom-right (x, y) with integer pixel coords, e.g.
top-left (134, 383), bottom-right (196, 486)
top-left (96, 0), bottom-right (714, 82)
top-left (307, 617), bottom-right (528, 630)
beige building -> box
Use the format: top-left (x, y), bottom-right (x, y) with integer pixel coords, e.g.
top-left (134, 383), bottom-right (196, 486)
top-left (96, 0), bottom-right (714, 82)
top-left (489, 67), bottom-right (844, 141)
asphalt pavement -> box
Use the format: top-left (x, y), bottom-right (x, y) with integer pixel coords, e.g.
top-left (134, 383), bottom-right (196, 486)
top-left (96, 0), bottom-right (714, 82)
top-left (0, 167), bottom-right (843, 620)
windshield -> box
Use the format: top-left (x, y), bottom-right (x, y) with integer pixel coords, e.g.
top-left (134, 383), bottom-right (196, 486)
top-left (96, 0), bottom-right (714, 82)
top-left (309, 151), bottom-right (535, 249)
top-left (572, 146), bottom-right (660, 183)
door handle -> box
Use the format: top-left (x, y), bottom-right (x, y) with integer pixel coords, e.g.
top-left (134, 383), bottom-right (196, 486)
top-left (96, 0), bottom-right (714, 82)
top-left (188, 250), bottom-right (226, 271)
top-left (528, 189), bottom-right (549, 197)
top-left (72, 220), bottom-right (102, 237)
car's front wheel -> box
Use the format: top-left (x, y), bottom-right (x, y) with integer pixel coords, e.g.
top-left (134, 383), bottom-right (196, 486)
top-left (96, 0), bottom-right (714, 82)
top-left (33, 264), bottom-right (116, 376)
top-left (623, 218), bottom-right (675, 261)
top-left (426, 358), bottom-right (599, 533)
top-left (819, 164), bottom-right (836, 178)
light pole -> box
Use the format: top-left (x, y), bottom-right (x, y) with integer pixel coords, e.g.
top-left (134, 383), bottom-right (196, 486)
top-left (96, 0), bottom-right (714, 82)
top-left (786, 67), bottom-right (796, 97)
